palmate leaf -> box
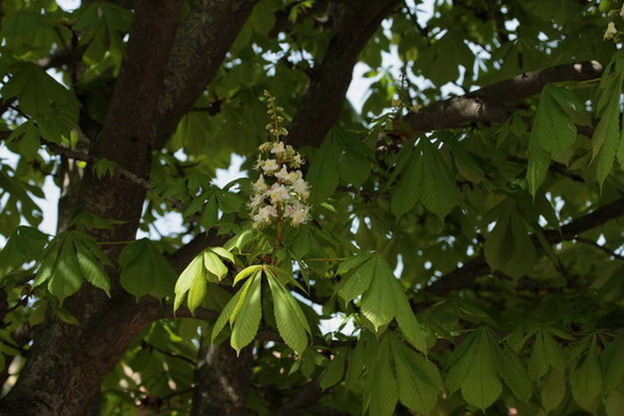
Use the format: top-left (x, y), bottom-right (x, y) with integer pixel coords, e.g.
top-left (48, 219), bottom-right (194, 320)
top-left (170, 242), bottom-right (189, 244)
top-left (364, 337), bottom-right (398, 416)
top-left (359, 256), bottom-right (397, 330)
top-left (0, 226), bottom-right (48, 279)
top-left (484, 201), bottom-right (536, 280)
top-left (446, 329), bottom-right (502, 410)
top-left (391, 339), bottom-right (442, 415)
top-left (528, 330), bottom-right (568, 380)
top-left (267, 271), bottom-right (310, 355)
top-left (1, 62), bottom-right (79, 120)
top-left (34, 231), bottom-right (111, 303)
top-left (119, 238), bottom-right (176, 300)
top-left (306, 130), bottom-right (341, 204)
top-left (339, 254), bottom-right (425, 345)
top-left (571, 336), bottom-right (602, 412)
top-left (319, 349), bottom-right (346, 389)
top-left (230, 272), bottom-right (262, 354)
top-left (541, 368), bottom-right (566, 412)
top-left (173, 255), bottom-right (208, 314)
top-left (391, 139), bottom-right (460, 219)
top-left (174, 247), bottom-right (233, 312)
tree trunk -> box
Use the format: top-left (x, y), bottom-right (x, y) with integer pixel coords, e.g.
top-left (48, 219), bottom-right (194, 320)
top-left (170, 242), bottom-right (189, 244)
top-left (191, 344), bottom-right (253, 416)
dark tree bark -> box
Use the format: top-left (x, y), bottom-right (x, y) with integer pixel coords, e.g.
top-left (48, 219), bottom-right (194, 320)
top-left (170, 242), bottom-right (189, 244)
top-left (190, 344), bottom-right (253, 416)
top-left (0, 1), bottom-right (184, 414)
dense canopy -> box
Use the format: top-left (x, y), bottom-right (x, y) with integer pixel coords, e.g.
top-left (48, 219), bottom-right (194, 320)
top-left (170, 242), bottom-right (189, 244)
top-left (1, 0), bottom-right (624, 415)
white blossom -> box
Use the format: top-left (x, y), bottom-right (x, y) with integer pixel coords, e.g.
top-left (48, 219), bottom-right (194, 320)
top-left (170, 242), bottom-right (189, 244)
top-left (620, 6), bottom-right (624, 20)
top-left (285, 202), bottom-right (310, 226)
top-left (274, 165), bottom-right (291, 182)
top-left (268, 183), bottom-right (291, 203)
top-left (292, 178), bottom-right (310, 199)
top-left (270, 141), bottom-right (286, 155)
top-left (252, 174), bottom-right (268, 192)
top-left (261, 159), bottom-right (279, 174)
top-left (605, 21), bottom-right (617, 40)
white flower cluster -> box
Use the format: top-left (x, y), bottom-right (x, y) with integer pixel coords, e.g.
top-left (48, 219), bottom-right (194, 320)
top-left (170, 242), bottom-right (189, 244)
top-left (605, 7), bottom-right (624, 41)
top-left (249, 141), bottom-right (311, 229)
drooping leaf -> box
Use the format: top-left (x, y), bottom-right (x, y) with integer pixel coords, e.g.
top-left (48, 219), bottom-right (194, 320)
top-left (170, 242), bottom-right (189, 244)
top-left (119, 238), bottom-right (176, 300)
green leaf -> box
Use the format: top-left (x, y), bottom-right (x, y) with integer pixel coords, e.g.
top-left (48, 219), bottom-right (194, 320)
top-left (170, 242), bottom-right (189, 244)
top-left (419, 140), bottom-right (461, 219)
top-left (605, 380), bottom-right (624, 416)
top-left (528, 330), bottom-right (567, 380)
top-left (209, 246), bottom-right (235, 263)
top-left (233, 265), bottom-right (263, 286)
top-left (484, 203), bottom-right (536, 279)
top-left (2, 62), bottom-right (79, 120)
top-left (307, 131), bottom-right (341, 204)
top-left (365, 338), bottom-right (398, 416)
top-left (267, 274), bottom-right (309, 355)
top-left (211, 288), bottom-right (245, 343)
top-left (530, 85), bottom-right (578, 156)
top-left (570, 337), bottom-right (602, 411)
top-left (119, 238), bottom-right (176, 300)
top-left (527, 133), bottom-right (553, 196)
top-left (391, 279), bottom-right (427, 352)
top-left (338, 257), bottom-right (375, 303)
top-left (602, 337), bottom-right (624, 393)
top-left (391, 152), bottom-right (421, 219)
top-left (541, 368), bottom-right (566, 412)
top-left (593, 90), bottom-right (621, 189)
top-left (392, 340), bottom-right (441, 414)
top-left (47, 239), bottom-right (84, 302)
top-left (173, 255), bottom-right (208, 314)
top-left (320, 349), bottom-right (346, 389)
top-left (360, 256), bottom-right (397, 330)
top-left (231, 273), bottom-right (262, 354)
top-left (203, 251), bottom-right (228, 281)
top-left (447, 330), bottom-right (502, 410)
top-left (496, 346), bottom-right (533, 403)
top-left (0, 226), bottom-right (48, 278)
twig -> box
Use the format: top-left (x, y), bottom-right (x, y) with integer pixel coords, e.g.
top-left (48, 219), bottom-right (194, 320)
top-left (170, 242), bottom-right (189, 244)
top-left (573, 237), bottom-right (624, 261)
top-left (140, 340), bottom-right (196, 366)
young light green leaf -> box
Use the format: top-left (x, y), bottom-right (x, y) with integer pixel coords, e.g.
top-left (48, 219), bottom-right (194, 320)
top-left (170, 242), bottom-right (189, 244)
top-left (233, 265), bottom-right (264, 286)
top-left (267, 275), bottom-right (309, 355)
top-left (203, 251), bottom-right (228, 281)
top-left (173, 255), bottom-right (208, 313)
top-left (231, 273), bottom-right (262, 354)
top-left (211, 288), bottom-right (246, 343)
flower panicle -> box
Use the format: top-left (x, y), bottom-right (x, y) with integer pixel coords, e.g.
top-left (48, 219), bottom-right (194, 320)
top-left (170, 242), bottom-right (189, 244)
top-left (249, 93), bottom-right (311, 231)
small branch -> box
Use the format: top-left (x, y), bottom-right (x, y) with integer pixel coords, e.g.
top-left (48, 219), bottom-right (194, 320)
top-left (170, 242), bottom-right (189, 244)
top-left (426, 196), bottom-right (624, 296)
top-left (140, 340), bottom-right (196, 366)
top-left (403, 61), bottom-right (604, 133)
top-left (573, 236), bottom-right (624, 261)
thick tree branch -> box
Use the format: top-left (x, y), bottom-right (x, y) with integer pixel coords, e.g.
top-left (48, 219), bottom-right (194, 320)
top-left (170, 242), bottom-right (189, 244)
top-left (426, 196), bottom-right (624, 296)
top-left (403, 61), bottom-right (604, 132)
top-left (288, 0), bottom-right (401, 149)
top-left (154, 0), bottom-right (259, 148)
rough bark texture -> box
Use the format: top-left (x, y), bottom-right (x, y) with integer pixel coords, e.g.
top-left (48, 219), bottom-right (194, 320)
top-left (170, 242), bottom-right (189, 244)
top-left (403, 61), bottom-right (604, 133)
top-left (154, 0), bottom-right (260, 148)
top-left (288, 0), bottom-right (401, 149)
top-left (0, 1), bottom-right (184, 414)
top-left (190, 345), bottom-right (253, 416)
